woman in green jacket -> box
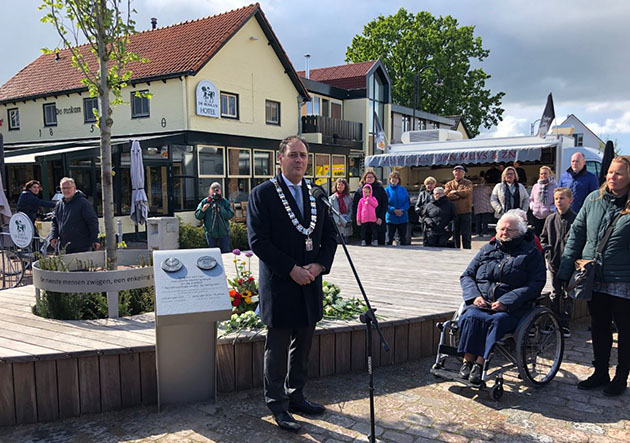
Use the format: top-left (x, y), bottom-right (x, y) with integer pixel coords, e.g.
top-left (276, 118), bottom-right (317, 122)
top-left (195, 182), bottom-right (235, 253)
top-left (559, 156), bottom-right (630, 396)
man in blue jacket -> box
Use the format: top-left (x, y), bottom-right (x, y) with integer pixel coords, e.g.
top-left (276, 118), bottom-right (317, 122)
top-left (49, 177), bottom-right (100, 254)
top-left (558, 152), bottom-right (599, 213)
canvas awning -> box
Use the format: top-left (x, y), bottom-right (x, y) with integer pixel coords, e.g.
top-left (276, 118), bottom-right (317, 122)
top-left (4, 146), bottom-right (97, 164)
top-left (365, 144), bottom-right (552, 168)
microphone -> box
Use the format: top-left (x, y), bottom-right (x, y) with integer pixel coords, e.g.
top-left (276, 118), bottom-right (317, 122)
top-left (311, 186), bottom-right (341, 217)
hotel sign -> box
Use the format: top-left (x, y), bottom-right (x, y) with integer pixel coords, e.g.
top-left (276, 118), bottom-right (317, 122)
top-left (196, 80), bottom-right (220, 118)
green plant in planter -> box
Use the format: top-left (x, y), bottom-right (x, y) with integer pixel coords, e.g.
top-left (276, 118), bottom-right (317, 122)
top-left (178, 217), bottom-right (250, 250)
top-left (33, 254), bottom-right (155, 320)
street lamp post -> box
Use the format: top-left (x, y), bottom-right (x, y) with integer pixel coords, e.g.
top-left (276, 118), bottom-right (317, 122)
top-left (530, 118), bottom-right (541, 136)
top-left (412, 65), bottom-right (443, 131)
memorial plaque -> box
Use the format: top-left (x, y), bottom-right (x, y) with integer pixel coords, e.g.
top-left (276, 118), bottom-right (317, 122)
top-left (153, 248), bottom-right (232, 407)
top-left (153, 249), bottom-right (232, 317)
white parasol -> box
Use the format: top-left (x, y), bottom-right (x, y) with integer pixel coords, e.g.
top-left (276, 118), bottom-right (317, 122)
top-left (130, 140), bottom-right (149, 225)
top-left (0, 171), bottom-right (12, 227)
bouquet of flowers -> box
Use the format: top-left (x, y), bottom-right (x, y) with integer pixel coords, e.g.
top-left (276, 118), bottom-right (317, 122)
top-left (228, 249), bottom-right (259, 315)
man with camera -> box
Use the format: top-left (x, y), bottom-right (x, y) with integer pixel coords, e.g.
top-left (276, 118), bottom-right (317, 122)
top-left (194, 182), bottom-right (234, 253)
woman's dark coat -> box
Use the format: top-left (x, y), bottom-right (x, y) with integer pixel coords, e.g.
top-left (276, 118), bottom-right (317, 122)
top-left (422, 196), bottom-right (456, 235)
top-left (16, 190), bottom-right (56, 224)
top-left (558, 190), bottom-right (630, 283)
top-left (247, 175), bottom-right (337, 328)
top-left (461, 234), bottom-right (547, 317)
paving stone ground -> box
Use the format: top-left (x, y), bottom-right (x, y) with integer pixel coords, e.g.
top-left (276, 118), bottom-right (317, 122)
top-left (1, 320), bottom-right (629, 443)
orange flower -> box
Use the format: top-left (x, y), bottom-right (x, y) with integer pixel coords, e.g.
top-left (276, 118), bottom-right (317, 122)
top-left (229, 289), bottom-right (237, 296)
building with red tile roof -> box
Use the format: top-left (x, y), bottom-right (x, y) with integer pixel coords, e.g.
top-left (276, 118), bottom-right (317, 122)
top-left (0, 3), bottom-right (356, 224)
top-left (297, 60), bottom-right (378, 90)
top-left (0, 3), bottom-right (308, 104)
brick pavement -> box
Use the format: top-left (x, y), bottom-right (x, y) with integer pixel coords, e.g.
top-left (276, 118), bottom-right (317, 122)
top-left (1, 320), bottom-right (628, 443)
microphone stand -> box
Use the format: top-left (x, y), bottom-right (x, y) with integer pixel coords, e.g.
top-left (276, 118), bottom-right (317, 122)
top-left (318, 193), bottom-right (389, 443)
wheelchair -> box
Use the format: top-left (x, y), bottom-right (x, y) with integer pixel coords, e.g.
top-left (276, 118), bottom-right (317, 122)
top-left (430, 294), bottom-right (564, 400)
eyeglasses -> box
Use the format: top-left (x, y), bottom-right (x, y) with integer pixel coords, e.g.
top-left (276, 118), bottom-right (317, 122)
top-left (497, 227), bottom-right (518, 233)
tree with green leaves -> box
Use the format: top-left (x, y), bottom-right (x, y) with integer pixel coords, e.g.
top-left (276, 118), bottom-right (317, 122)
top-left (40, 0), bottom-right (146, 269)
top-left (346, 8), bottom-right (504, 137)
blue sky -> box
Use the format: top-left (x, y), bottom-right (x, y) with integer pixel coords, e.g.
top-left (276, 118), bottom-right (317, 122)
top-left (2, 0), bottom-right (629, 154)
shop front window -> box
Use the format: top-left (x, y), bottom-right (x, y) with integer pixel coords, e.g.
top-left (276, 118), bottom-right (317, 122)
top-left (198, 146), bottom-right (225, 176)
top-left (254, 150), bottom-right (273, 177)
top-left (172, 144), bottom-right (197, 210)
top-left (228, 148), bottom-right (251, 176)
top-left (332, 155), bottom-right (346, 177)
top-left (227, 178), bottom-right (250, 203)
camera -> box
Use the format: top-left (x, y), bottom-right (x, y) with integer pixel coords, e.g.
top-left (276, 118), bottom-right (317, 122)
top-left (209, 192), bottom-right (221, 202)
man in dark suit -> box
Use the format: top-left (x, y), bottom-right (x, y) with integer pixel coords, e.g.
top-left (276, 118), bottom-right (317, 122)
top-left (247, 136), bottom-right (337, 432)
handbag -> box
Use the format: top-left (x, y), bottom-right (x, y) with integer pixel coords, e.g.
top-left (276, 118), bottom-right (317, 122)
top-left (567, 213), bottom-right (623, 301)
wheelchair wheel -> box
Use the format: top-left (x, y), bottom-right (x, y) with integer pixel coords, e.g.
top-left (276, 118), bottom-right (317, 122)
top-left (490, 382), bottom-right (504, 400)
top-left (515, 306), bottom-right (564, 387)
top-left (0, 249), bottom-right (25, 289)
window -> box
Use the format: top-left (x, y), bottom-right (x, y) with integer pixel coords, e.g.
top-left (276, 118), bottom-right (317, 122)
top-left (573, 133), bottom-right (584, 147)
top-left (220, 92), bottom-right (238, 119)
top-left (131, 90), bottom-right (150, 118)
top-left (172, 145), bottom-right (197, 211)
top-left (198, 145), bottom-right (225, 177)
top-left (331, 102), bottom-right (342, 119)
top-left (43, 103), bottom-right (57, 127)
top-left (7, 108), bottom-right (19, 130)
top-left (253, 150), bottom-right (273, 177)
top-left (315, 154), bottom-right (330, 178)
top-left (265, 100), bottom-right (280, 125)
top-left (228, 148), bottom-right (251, 176)
top-left (83, 97), bottom-right (99, 123)
top-left (586, 161), bottom-right (600, 178)
top-left (401, 115), bottom-right (411, 133)
top-left (332, 155), bottom-right (346, 177)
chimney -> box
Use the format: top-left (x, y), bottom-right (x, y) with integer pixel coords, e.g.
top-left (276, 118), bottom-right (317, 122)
top-left (304, 54), bottom-right (311, 79)
top-left (151, 17), bottom-right (157, 30)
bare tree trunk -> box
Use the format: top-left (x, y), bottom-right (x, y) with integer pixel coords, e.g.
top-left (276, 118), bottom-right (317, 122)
top-left (97, 1), bottom-right (117, 270)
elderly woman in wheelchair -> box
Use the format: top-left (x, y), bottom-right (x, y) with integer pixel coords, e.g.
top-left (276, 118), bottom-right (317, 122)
top-left (432, 212), bottom-right (564, 399)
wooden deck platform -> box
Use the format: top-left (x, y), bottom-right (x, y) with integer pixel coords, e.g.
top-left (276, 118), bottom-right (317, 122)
top-left (1, 245), bottom-right (575, 425)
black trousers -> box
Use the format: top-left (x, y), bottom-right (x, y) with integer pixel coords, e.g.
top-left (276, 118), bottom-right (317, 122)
top-left (387, 223), bottom-right (408, 245)
top-left (453, 212), bottom-right (472, 249)
top-left (264, 325), bottom-right (315, 414)
top-left (377, 220), bottom-right (387, 245)
top-left (549, 270), bottom-right (573, 328)
top-left (528, 211), bottom-right (546, 237)
top-left (360, 222), bottom-right (378, 243)
top-left (588, 292), bottom-right (630, 369)
top-left (473, 212), bottom-right (492, 236)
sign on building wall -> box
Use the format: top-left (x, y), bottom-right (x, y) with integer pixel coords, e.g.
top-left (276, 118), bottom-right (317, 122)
top-left (196, 80), bottom-right (220, 118)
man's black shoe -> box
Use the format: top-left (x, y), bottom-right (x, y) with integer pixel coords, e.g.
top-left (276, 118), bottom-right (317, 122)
top-left (273, 411), bottom-right (300, 432)
top-left (288, 398), bottom-right (326, 415)
top-left (577, 367), bottom-right (610, 390)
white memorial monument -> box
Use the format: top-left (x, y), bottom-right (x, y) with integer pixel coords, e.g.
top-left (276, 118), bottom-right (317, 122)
top-left (153, 248), bottom-right (232, 407)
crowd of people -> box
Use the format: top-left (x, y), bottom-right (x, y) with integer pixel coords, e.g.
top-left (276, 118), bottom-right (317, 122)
top-left (7, 134), bottom-right (630, 433)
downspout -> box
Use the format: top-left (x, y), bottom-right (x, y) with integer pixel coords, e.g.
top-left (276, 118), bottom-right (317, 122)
top-left (182, 76), bottom-right (189, 131)
top-left (298, 96), bottom-right (303, 135)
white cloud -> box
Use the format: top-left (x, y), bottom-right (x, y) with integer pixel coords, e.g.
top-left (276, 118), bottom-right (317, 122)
top-left (480, 115), bottom-right (529, 138)
top-left (587, 112), bottom-right (630, 135)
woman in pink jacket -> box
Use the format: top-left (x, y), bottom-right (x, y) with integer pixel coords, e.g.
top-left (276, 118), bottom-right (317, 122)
top-left (356, 183), bottom-right (379, 246)
top-left (528, 165), bottom-right (557, 236)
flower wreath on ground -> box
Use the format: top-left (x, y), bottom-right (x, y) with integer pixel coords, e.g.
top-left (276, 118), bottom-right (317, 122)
top-left (219, 249), bottom-right (369, 338)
